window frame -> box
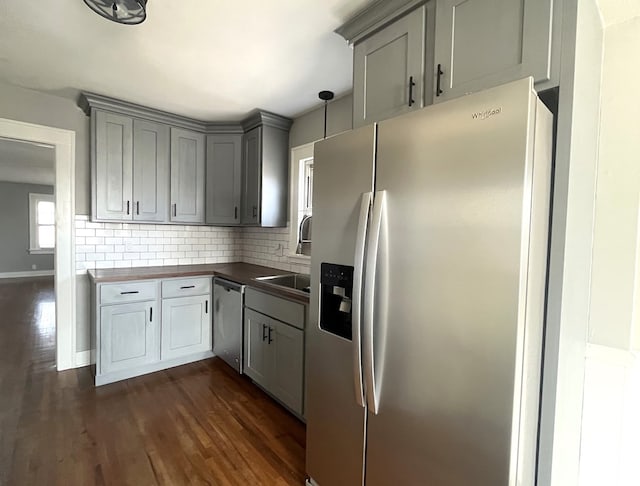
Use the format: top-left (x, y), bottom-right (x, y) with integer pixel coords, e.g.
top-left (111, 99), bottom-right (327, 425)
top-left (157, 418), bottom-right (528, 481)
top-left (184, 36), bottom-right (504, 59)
top-left (29, 192), bottom-right (55, 254)
top-left (288, 143), bottom-right (315, 260)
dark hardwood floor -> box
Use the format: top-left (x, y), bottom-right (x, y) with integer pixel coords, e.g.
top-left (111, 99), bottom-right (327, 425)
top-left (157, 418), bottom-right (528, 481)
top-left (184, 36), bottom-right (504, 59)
top-left (0, 277), bottom-right (306, 485)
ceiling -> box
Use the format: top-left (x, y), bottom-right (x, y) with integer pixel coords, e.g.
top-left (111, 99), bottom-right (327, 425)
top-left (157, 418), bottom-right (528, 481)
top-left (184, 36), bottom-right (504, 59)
top-left (0, 138), bottom-right (55, 186)
top-left (0, 0), bottom-right (374, 121)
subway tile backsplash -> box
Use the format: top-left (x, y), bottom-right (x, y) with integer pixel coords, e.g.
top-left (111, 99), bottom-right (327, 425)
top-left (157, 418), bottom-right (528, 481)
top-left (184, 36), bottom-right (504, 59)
top-left (75, 216), bottom-right (310, 275)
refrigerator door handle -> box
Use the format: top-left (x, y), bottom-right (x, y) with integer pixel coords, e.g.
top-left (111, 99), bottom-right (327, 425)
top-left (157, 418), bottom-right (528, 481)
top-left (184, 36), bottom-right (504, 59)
top-left (363, 190), bottom-right (386, 414)
top-left (352, 192), bottom-right (372, 408)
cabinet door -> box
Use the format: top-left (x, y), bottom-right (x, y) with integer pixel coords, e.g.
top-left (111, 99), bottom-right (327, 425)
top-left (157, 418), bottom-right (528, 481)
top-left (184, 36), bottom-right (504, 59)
top-left (241, 127), bottom-right (262, 225)
top-left (271, 321), bottom-right (304, 415)
top-left (94, 111), bottom-right (133, 220)
top-left (100, 301), bottom-right (157, 374)
top-left (161, 295), bottom-right (211, 360)
top-left (434, 0), bottom-right (553, 102)
top-left (243, 308), bottom-right (271, 388)
top-left (133, 119), bottom-right (170, 222)
top-left (353, 6), bottom-right (426, 128)
top-left (206, 134), bottom-right (242, 225)
top-left (170, 128), bottom-right (206, 223)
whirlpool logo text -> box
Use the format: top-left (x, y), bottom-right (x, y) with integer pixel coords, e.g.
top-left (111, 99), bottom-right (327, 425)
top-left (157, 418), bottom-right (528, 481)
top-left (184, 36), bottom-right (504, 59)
top-left (471, 107), bottom-right (502, 120)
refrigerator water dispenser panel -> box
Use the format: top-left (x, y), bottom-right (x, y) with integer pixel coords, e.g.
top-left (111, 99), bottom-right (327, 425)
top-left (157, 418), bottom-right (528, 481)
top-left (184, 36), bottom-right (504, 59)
top-left (320, 263), bottom-right (354, 340)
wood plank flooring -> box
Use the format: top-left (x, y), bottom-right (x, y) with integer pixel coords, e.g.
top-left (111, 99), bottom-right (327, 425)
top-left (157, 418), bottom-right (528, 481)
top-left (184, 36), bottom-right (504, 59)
top-left (0, 277), bottom-right (306, 485)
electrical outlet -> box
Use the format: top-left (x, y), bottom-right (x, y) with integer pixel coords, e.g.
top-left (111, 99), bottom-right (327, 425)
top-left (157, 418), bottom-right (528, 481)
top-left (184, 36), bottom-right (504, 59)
top-left (32, 264), bottom-right (37, 270)
top-left (125, 240), bottom-right (134, 252)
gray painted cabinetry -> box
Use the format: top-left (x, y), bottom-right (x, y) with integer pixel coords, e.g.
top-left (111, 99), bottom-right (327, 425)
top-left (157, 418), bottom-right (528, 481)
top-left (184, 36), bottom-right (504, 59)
top-left (344, 0), bottom-right (558, 126)
top-left (206, 134), bottom-right (242, 225)
top-left (433, 0), bottom-right (554, 102)
top-left (243, 288), bottom-right (305, 416)
top-left (170, 128), bottom-right (206, 223)
top-left (240, 113), bottom-right (292, 227)
top-left (92, 277), bottom-right (213, 386)
top-left (82, 94), bottom-right (291, 227)
top-left (133, 119), bottom-right (170, 222)
top-left (94, 110), bottom-right (169, 222)
top-left (353, 5), bottom-right (427, 128)
top-left (94, 111), bottom-right (133, 220)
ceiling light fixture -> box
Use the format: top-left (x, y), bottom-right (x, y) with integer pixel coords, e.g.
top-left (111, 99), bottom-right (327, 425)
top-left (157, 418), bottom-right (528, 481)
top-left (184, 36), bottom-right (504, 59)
top-left (83, 0), bottom-right (147, 25)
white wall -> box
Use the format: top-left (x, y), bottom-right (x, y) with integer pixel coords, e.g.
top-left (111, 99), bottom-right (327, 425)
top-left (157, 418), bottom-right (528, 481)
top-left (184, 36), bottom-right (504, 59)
top-left (578, 5), bottom-right (640, 486)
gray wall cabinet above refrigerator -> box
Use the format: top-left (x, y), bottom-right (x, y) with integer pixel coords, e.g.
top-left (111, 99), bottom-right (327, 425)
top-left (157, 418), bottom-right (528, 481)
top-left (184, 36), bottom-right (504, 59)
top-left (80, 93), bottom-right (291, 227)
top-left (340, 0), bottom-right (561, 127)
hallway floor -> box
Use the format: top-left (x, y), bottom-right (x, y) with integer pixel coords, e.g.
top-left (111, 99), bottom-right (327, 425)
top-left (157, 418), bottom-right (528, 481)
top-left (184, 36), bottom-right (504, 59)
top-left (0, 277), bottom-right (306, 485)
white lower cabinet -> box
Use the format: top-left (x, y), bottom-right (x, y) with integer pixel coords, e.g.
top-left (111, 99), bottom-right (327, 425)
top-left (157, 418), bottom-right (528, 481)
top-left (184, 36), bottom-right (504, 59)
top-left (244, 290), bottom-right (305, 417)
top-left (161, 294), bottom-right (211, 360)
top-left (100, 300), bottom-right (158, 374)
top-left (93, 277), bottom-right (213, 386)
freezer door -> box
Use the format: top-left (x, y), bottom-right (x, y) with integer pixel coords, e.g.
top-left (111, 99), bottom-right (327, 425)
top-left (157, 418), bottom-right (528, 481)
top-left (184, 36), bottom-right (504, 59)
top-left (364, 78), bottom-right (550, 486)
top-left (306, 125), bottom-right (375, 486)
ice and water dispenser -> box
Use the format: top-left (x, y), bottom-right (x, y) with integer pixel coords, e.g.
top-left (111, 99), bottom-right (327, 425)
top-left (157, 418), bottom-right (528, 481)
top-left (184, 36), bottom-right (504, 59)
top-left (319, 263), bottom-right (354, 340)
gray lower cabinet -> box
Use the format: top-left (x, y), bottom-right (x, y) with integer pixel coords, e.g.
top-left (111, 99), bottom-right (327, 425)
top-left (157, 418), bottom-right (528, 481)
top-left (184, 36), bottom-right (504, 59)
top-left (244, 308), bottom-right (272, 388)
top-left (94, 110), bottom-right (133, 220)
top-left (93, 277), bottom-right (213, 386)
top-left (170, 128), bottom-right (206, 223)
top-left (353, 5), bottom-right (427, 128)
top-left (206, 134), bottom-right (242, 225)
top-left (244, 288), bottom-right (305, 416)
top-left (433, 0), bottom-right (554, 102)
top-left (100, 300), bottom-right (158, 374)
top-left (161, 294), bottom-right (211, 360)
top-left (93, 110), bottom-right (170, 222)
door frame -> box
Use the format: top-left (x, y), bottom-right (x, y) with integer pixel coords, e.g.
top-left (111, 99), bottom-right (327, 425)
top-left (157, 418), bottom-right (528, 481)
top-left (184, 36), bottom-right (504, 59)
top-left (0, 117), bottom-right (76, 371)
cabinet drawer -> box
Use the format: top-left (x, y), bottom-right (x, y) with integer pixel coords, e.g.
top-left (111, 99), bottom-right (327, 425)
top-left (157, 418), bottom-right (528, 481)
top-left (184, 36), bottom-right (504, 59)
top-left (100, 281), bottom-right (158, 305)
top-left (162, 277), bottom-right (211, 298)
top-left (245, 288), bottom-right (305, 330)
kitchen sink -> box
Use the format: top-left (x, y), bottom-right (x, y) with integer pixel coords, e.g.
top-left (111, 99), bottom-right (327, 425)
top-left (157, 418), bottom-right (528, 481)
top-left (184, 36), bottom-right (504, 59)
top-left (255, 274), bottom-right (311, 293)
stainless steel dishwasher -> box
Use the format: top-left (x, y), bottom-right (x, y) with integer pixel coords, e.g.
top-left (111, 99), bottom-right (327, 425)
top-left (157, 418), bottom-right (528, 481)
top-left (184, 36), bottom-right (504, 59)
top-left (213, 277), bottom-right (245, 373)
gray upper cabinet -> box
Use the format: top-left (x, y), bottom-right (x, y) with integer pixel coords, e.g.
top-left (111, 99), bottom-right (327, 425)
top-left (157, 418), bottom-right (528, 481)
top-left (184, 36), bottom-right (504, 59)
top-left (353, 5), bottom-right (427, 128)
top-left (170, 128), bottom-right (205, 224)
top-left (82, 95), bottom-right (290, 227)
top-left (206, 134), bottom-right (242, 225)
top-left (133, 119), bottom-right (170, 222)
top-left (93, 110), bottom-right (169, 222)
top-left (240, 113), bottom-right (292, 227)
top-left (433, 0), bottom-right (553, 102)
top-left (241, 127), bottom-right (262, 225)
top-left (94, 111), bottom-right (133, 220)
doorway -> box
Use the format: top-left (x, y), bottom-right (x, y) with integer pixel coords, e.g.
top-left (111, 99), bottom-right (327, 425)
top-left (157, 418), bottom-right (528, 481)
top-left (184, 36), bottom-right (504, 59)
top-left (0, 118), bottom-right (76, 371)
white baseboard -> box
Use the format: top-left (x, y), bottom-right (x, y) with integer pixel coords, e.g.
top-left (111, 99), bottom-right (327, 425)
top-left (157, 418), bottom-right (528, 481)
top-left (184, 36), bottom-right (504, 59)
top-left (75, 350), bottom-right (91, 367)
top-left (0, 270), bottom-right (54, 279)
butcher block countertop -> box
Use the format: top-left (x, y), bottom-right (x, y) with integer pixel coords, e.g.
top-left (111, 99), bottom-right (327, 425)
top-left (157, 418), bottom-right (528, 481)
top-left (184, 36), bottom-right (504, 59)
top-left (87, 262), bottom-right (310, 304)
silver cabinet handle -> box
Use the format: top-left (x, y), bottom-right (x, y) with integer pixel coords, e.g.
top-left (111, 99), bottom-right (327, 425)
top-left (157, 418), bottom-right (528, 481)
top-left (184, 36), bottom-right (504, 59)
top-left (363, 190), bottom-right (386, 415)
top-left (352, 192), bottom-right (372, 408)
top-left (252, 206), bottom-right (257, 218)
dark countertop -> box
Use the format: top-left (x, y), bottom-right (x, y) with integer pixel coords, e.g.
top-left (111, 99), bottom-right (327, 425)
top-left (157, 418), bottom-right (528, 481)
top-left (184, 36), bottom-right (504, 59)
top-left (88, 262), bottom-right (310, 304)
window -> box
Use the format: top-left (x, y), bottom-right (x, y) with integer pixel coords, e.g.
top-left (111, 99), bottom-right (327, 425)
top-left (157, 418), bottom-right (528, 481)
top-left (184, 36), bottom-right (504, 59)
top-left (29, 193), bottom-right (55, 254)
top-left (289, 143), bottom-right (314, 258)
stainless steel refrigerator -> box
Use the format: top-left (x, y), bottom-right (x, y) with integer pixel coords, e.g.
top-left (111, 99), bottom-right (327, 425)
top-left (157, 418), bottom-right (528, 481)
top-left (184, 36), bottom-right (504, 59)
top-left (305, 78), bottom-right (553, 486)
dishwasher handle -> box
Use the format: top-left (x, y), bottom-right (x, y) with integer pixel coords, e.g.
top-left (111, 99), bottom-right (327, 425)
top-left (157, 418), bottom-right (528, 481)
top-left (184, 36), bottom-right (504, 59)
top-left (214, 278), bottom-right (244, 293)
